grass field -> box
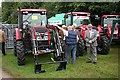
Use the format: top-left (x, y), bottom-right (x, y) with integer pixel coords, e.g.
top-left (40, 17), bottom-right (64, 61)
top-left (1, 44), bottom-right (118, 78)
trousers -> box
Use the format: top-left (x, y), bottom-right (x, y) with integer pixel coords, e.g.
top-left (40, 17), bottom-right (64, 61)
top-left (87, 45), bottom-right (97, 62)
top-left (65, 44), bottom-right (77, 64)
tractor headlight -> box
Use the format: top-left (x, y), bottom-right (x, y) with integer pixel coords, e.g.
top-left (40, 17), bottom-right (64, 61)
top-left (44, 35), bottom-right (48, 40)
top-left (36, 35), bottom-right (42, 40)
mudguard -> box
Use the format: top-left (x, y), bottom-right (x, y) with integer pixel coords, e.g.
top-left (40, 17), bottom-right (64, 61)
top-left (79, 25), bottom-right (88, 39)
top-left (15, 28), bottom-right (21, 40)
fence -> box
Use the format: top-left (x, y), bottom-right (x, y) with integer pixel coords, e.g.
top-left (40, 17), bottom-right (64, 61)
top-left (2, 24), bottom-right (18, 49)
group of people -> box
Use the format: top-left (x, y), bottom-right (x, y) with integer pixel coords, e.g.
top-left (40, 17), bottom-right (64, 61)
top-left (55, 24), bottom-right (98, 64)
top-left (0, 25), bottom-right (7, 56)
top-left (0, 23), bottom-right (98, 65)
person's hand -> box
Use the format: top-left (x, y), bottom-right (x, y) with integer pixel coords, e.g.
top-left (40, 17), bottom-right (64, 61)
top-left (89, 40), bottom-right (92, 44)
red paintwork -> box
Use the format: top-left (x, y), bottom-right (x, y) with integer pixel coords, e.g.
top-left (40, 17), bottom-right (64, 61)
top-left (79, 25), bottom-right (88, 39)
top-left (107, 24), bottom-right (118, 38)
top-left (67, 12), bottom-right (90, 15)
top-left (97, 25), bottom-right (103, 40)
top-left (48, 31), bottom-right (50, 44)
top-left (97, 25), bottom-right (103, 33)
top-left (17, 9), bottom-right (47, 12)
top-left (15, 28), bottom-right (21, 40)
top-left (102, 15), bottom-right (120, 18)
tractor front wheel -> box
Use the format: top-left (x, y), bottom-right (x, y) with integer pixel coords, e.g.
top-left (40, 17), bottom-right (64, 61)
top-left (16, 41), bottom-right (25, 65)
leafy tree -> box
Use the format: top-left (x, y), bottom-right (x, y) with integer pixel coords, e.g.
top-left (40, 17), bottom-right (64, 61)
top-left (1, 2), bottom-right (120, 24)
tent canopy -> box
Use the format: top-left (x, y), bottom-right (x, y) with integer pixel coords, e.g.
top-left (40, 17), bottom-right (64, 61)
top-left (48, 13), bottom-right (65, 25)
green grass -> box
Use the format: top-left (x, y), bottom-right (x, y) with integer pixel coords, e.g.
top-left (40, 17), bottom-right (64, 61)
top-left (1, 44), bottom-right (118, 78)
top-left (0, 51), bottom-right (2, 68)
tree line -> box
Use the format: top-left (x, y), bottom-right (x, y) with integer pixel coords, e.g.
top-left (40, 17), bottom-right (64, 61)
top-left (1, 2), bottom-right (120, 24)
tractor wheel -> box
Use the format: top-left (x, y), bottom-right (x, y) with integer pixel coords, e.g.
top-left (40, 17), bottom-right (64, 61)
top-left (16, 41), bottom-right (25, 65)
top-left (97, 36), bottom-right (110, 55)
top-left (76, 39), bottom-right (85, 57)
top-left (13, 31), bottom-right (17, 56)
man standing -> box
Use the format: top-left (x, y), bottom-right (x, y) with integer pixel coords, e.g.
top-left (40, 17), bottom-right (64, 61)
top-left (0, 25), bottom-right (7, 55)
top-left (85, 24), bottom-right (98, 64)
top-left (55, 25), bottom-right (78, 64)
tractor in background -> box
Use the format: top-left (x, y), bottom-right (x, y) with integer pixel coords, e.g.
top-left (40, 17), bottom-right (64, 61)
top-left (109, 19), bottom-right (120, 45)
top-left (13, 9), bottom-right (66, 73)
top-left (64, 12), bottom-right (110, 55)
top-left (100, 15), bottom-right (119, 41)
top-left (91, 14), bottom-right (120, 54)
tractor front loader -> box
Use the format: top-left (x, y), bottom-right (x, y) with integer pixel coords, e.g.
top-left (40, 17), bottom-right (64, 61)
top-left (14, 9), bottom-right (66, 73)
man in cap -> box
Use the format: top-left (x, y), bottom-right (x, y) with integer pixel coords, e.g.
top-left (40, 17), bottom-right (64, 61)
top-left (0, 25), bottom-right (7, 55)
top-left (84, 24), bottom-right (98, 64)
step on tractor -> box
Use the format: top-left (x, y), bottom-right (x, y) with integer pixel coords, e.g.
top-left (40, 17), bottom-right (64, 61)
top-left (64, 12), bottom-right (110, 55)
top-left (13, 9), bottom-right (66, 73)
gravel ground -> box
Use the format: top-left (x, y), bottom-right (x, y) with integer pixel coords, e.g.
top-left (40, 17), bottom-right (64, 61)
top-left (0, 68), bottom-right (13, 79)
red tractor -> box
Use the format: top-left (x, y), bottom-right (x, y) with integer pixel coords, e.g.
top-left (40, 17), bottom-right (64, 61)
top-left (13, 9), bottom-right (66, 73)
top-left (100, 15), bottom-right (120, 41)
top-left (64, 12), bottom-right (110, 55)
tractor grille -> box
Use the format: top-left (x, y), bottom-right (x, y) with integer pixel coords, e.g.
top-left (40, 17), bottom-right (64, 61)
top-left (37, 41), bottom-right (53, 50)
top-left (38, 40), bottom-right (48, 45)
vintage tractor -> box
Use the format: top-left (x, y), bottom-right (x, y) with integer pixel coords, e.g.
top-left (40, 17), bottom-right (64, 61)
top-left (13, 9), bottom-right (66, 73)
top-left (64, 12), bottom-right (110, 55)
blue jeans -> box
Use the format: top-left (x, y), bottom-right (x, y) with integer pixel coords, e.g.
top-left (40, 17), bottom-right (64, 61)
top-left (65, 44), bottom-right (77, 64)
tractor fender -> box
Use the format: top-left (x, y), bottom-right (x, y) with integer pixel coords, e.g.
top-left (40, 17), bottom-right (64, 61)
top-left (15, 28), bottom-right (21, 40)
top-left (97, 25), bottom-right (103, 40)
top-left (79, 25), bottom-right (88, 39)
top-left (107, 24), bottom-right (112, 38)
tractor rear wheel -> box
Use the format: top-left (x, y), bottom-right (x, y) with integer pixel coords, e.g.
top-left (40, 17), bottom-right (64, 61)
top-left (76, 39), bottom-right (85, 57)
top-left (16, 41), bottom-right (25, 65)
top-left (97, 36), bottom-right (110, 54)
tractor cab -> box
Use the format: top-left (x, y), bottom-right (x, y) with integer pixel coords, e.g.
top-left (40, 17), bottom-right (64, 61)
top-left (18, 9), bottom-right (47, 28)
top-left (101, 15), bottom-right (120, 40)
top-left (64, 12), bottom-right (91, 39)
top-left (64, 12), bottom-right (90, 27)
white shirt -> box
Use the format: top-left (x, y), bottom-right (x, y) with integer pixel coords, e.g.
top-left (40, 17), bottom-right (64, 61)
top-left (89, 30), bottom-right (94, 38)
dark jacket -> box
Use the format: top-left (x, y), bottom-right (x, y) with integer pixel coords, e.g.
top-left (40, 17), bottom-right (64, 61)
top-left (65, 30), bottom-right (77, 45)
